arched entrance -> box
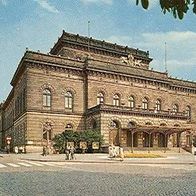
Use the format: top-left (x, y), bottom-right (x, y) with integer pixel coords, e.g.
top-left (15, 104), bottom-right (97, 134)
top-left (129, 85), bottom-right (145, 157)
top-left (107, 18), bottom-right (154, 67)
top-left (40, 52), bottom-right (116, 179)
top-left (143, 132), bottom-right (153, 147)
top-left (127, 132), bottom-right (138, 147)
top-left (127, 121), bottom-right (138, 147)
top-left (158, 133), bottom-right (166, 147)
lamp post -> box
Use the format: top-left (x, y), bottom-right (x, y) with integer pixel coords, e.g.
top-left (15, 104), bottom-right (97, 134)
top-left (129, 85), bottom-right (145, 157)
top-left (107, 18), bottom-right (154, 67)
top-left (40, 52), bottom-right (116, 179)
top-left (164, 133), bottom-right (167, 153)
top-left (148, 133), bottom-right (151, 153)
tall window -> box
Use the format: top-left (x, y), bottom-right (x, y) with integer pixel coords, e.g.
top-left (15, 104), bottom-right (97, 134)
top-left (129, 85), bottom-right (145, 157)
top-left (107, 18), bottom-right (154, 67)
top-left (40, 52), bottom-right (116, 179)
top-left (65, 91), bottom-right (73, 109)
top-left (97, 92), bottom-right (104, 105)
top-left (128, 96), bottom-right (135, 108)
top-left (142, 97), bottom-right (148, 110)
top-left (186, 106), bottom-right (191, 117)
top-left (113, 94), bottom-right (120, 106)
top-left (43, 89), bottom-right (51, 107)
top-left (173, 104), bottom-right (179, 114)
top-left (155, 99), bottom-right (161, 111)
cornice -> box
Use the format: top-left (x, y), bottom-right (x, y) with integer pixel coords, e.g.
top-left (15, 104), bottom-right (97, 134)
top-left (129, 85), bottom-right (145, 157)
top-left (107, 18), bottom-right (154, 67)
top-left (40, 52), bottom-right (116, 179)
top-left (87, 104), bottom-right (190, 121)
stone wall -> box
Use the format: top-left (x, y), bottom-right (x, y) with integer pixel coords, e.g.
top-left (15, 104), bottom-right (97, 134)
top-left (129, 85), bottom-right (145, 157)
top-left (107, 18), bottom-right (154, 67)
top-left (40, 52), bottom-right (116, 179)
top-left (26, 65), bottom-right (84, 113)
top-left (87, 73), bottom-right (196, 116)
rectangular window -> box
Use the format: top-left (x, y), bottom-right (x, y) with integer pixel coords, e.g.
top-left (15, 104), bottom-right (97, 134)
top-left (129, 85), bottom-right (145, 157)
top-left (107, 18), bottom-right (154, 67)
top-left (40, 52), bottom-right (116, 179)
top-left (43, 95), bottom-right (47, 106)
top-left (65, 97), bottom-right (72, 109)
top-left (43, 95), bottom-right (51, 107)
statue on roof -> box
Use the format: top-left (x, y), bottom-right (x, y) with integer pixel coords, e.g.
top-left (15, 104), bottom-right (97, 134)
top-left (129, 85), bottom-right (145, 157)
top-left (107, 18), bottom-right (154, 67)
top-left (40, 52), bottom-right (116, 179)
top-left (120, 54), bottom-right (142, 67)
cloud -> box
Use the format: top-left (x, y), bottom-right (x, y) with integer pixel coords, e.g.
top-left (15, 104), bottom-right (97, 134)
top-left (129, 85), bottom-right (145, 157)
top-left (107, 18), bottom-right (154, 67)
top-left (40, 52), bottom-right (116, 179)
top-left (0, 0), bottom-right (7, 6)
top-left (34, 0), bottom-right (59, 13)
top-left (80, 0), bottom-right (113, 5)
top-left (106, 35), bottom-right (133, 46)
top-left (106, 31), bottom-right (196, 81)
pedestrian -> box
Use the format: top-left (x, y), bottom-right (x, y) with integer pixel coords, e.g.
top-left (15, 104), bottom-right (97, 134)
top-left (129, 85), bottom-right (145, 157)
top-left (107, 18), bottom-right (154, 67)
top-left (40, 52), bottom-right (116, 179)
top-left (14, 146), bottom-right (18, 154)
top-left (70, 146), bottom-right (75, 160)
top-left (7, 145), bottom-right (10, 154)
top-left (19, 146), bottom-right (23, 154)
top-left (46, 146), bottom-right (49, 155)
top-left (42, 146), bottom-right (47, 156)
top-left (119, 147), bottom-right (124, 161)
top-left (22, 146), bottom-right (25, 154)
top-left (65, 148), bottom-right (69, 160)
top-left (108, 145), bottom-right (113, 158)
top-left (65, 145), bottom-right (71, 160)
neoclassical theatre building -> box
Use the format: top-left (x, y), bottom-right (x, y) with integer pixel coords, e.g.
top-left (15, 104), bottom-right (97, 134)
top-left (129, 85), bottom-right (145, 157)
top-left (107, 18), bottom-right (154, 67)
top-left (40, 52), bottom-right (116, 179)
top-left (0, 31), bottom-right (196, 152)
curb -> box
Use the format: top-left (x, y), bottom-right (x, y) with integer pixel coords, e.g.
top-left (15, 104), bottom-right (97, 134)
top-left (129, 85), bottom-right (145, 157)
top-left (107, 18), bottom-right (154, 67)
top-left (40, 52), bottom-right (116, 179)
top-left (20, 158), bottom-right (196, 165)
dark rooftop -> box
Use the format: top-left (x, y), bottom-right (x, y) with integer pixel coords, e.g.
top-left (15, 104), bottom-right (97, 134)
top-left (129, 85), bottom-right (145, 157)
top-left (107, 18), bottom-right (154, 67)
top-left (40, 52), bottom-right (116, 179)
top-left (50, 30), bottom-right (152, 61)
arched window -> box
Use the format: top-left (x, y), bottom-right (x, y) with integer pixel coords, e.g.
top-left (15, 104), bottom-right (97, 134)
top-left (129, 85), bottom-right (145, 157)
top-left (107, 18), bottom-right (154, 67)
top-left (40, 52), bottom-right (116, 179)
top-left (128, 96), bottom-right (135, 108)
top-left (97, 92), bottom-right (104, 105)
top-left (128, 121), bottom-right (136, 128)
top-left (155, 99), bottom-right (161, 111)
top-left (65, 124), bottom-right (73, 131)
top-left (113, 94), bottom-right (120, 106)
top-left (173, 104), bottom-right (179, 114)
top-left (65, 91), bottom-right (73, 109)
top-left (110, 120), bottom-right (119, 128)
top-left (43, 89), bottom-right (51, 107)
top-left (142, 97), bottom-right (148, 110)
top-left (145, 122), bottom-right (152, 125)
top-left (186, 106), bottom-right (191, 117)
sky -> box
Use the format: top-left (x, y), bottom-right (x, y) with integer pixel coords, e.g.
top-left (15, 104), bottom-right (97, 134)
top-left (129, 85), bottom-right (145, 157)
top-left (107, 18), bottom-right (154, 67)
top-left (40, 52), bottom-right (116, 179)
top-left (0, 0), bottom-right (196, 102)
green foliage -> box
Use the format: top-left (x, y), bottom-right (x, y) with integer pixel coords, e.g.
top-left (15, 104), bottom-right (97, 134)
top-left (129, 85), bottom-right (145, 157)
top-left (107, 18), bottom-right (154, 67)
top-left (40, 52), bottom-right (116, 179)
top-left (52, 130), bottom-right (104, 151)
top-left (52, 134), bottom-right (65, 152)
top-left (136, 0), bottom-right (196, 19)
top-left (79, 129), bottom-right (104, 144)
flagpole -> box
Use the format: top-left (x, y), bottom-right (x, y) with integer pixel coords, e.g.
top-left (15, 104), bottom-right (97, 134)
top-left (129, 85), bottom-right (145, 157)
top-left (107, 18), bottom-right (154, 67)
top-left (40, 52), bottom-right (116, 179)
top-left (165, 42), bottom-right (168, 73)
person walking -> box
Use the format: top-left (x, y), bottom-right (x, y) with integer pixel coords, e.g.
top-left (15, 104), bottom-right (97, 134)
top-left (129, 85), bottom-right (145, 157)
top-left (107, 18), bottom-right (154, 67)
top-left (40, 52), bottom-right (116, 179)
top-left (65, 148), bottom-right (69, 160)
top-left (70, 146), bottom-right (75, 160)
top-left (7, 145), bottom-right (10, 154)
top-left (14, 146), bottom-right (18, 154)
top-left (42, 146), bottom-right (47, 156)
top-left (65, 145), bottom-right (71, 160)
top-left (119, 147), bottom-right (124, 161)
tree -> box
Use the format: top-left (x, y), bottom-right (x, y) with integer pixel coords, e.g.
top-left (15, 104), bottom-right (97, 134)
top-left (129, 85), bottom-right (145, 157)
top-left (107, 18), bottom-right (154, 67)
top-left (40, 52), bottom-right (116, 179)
top-left (136, 0), bottom-right (196, 19)
top-left (52, 130), bottom-right (104, 153)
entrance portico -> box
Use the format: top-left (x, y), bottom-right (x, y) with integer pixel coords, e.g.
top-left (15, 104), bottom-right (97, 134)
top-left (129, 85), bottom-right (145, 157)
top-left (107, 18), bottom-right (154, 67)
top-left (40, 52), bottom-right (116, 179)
top-left (109, 125), bottom-right (192, 153)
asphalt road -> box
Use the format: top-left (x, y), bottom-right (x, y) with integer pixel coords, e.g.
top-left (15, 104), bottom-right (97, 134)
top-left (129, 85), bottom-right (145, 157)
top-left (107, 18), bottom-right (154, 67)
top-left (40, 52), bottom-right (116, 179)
top-left (0, 159), bottom-right (196, 196)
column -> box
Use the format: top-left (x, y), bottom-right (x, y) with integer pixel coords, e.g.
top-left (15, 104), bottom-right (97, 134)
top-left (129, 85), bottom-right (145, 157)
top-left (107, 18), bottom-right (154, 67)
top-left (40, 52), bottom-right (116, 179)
top-left (138, 132), bottom-right (143, 147)
top-left (153, 133), bottom-right (158, 148)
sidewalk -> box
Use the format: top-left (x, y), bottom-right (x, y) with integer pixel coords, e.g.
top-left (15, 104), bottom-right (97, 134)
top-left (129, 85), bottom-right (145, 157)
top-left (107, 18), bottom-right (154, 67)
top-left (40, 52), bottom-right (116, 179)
top-left (1, 151), bottom-right (195, 165)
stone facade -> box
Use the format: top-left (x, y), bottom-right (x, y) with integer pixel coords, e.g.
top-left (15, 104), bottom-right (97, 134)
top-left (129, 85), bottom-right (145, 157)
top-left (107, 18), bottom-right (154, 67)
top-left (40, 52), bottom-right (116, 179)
top-left (1, 31), bottom-right (196, 152)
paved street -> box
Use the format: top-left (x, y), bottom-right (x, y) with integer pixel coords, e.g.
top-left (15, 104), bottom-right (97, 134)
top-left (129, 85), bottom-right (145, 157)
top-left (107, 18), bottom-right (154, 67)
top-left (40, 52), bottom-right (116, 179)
top-left (0, 153), bottom-right (196, 196)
